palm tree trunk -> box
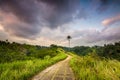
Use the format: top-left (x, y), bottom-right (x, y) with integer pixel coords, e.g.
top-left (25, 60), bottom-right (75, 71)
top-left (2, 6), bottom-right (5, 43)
top-left (69, 39), bottom-right (70, 48)
top-left (68, 39), bottom-right (70, 51)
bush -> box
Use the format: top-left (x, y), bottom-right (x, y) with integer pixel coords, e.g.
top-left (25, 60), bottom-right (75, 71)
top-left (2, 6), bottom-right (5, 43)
top-left (70, 54), bottom-right (120, 80)
top-left (0, 52), bottom-right (67, 80)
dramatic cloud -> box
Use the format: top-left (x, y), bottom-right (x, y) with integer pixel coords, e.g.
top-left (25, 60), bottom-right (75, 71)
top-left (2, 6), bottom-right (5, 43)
top-left (102, 14), bottom-right (120, 26)
top-left (72, 26), bottom-right (120, 45)
top-left (97, 0), bottom-right (120, 12)
top-left (0, 11), bottom-right (40, 39)
top-left (0, 0), bottom-right (120, 46)
top-left (0, 0), bottom-right (87, 39)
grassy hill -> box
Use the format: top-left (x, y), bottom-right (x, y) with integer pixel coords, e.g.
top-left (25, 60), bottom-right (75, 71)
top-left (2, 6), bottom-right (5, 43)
top-left (0, 40), bottom-right (67, 80)
top-left (70, 41), bottom-right (120, 80)
top-left (0, 40), bottom-right (120, 80)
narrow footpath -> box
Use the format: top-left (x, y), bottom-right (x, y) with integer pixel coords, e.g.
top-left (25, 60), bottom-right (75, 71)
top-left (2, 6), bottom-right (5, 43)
top-left (32, 55), bottom-right (75, 80)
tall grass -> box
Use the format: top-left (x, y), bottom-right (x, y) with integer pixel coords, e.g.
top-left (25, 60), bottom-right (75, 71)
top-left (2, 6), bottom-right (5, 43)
top-left (0, 53), bottom-right (67, 80)
top-left (70, 54), bottom-right (120, 80)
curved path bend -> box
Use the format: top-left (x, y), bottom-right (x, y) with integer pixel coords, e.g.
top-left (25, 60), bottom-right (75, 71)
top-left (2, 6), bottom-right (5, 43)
top-left (32, 55), bottom-right (75, 80)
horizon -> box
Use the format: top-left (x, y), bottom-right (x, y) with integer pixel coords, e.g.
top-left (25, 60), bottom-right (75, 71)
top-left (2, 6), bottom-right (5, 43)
top-left (0, 0), bottom-right (120, 47)
top-left (1, 39), bottom-right (120, 48)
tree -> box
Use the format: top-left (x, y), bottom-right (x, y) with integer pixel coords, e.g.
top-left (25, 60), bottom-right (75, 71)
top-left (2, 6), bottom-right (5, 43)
top-left (67, 35), bottom-right (72, 48)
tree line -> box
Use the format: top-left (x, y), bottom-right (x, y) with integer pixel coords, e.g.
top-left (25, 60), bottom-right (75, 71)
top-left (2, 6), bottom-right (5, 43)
top-left (71, 41), bottom-right (120, 60)
top-left (0, 40), bottom-right (62, 63)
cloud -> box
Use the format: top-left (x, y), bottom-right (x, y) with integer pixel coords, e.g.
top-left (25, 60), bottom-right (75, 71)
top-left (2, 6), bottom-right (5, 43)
top-left (101, 26), bottom-right (120, 41)
top-left (102, 15), bottom-right (120, 26)
top-left (0, 0), bottom-right (87, 39)
top-left (72, 26), bottom-right (120, 46)
top-left (0, 24), bottom-right (9, 40)
top-left (0, 11), bottom-right (40, 39)
top-left (94, 0), bottom-right (120, 12)
top-left (38, 0), bottom-right (87, 27)
top-left (0, 0), bottom-right (40, 24)
top-left (0, 0), bottom-right (119, 46)
top-left (0, 0), bottom-right (84, 28)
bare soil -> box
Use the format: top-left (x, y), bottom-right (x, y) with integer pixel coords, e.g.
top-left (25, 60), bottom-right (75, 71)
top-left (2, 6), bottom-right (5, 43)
top-left (32, 55), bottom-right (75, 80)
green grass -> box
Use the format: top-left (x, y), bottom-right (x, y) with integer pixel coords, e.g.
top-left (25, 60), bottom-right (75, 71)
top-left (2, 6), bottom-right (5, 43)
top-left (0, 53), bottom-right (67, 80)
top-left (70, 54), bottom-right (120, 80)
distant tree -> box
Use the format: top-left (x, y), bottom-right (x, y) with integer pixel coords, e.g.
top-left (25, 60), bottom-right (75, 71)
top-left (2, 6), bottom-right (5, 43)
top-left (67, 35), bottom-right (72, 48)
top-left (6, 39), bottom-right (8, 42)
top-left (50, 44), bottom-right (58, 48)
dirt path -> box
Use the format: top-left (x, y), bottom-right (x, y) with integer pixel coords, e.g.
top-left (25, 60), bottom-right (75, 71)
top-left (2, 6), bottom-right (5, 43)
top-left (32, 55), bottom-right (75, 80)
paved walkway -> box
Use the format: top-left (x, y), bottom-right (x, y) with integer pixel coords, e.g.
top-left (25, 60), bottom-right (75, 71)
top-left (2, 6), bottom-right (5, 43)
top-left (32, 55), bottom-right (75, 80)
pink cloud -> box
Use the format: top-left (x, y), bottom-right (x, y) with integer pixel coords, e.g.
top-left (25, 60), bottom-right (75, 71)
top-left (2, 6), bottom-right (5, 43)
top-left (102, 14), bottom-right (120, 26)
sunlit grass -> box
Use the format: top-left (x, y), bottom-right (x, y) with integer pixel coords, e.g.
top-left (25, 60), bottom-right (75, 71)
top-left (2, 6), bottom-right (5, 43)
top-left (0, 53), bottom-right (67, 80)
top-left (70, 54), bottom-right (120, 80)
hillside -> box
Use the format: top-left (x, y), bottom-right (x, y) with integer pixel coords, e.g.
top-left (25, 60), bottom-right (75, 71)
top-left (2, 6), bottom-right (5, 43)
top-left (70, 41), bottom-right (120, 80)
top-left (0, 40), bottom-right (120, 80)
top-left (0, 40), bottom-right (67, 80)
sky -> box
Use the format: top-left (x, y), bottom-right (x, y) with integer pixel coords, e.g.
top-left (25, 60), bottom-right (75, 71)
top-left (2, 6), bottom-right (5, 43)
top-left (0, 0), bottom-right (120, 47)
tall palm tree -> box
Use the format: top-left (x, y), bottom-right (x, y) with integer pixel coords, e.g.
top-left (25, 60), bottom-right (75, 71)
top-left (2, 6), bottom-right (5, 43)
top-left (67, 35), bottom-right (72, 48)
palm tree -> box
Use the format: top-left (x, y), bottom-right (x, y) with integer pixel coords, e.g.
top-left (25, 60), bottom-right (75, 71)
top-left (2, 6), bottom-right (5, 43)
top-left (67, 35), bottom-right (72, 48)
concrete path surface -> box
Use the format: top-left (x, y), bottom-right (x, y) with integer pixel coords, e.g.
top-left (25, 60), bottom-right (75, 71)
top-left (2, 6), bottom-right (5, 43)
top-left (32, 55), bottom-right (75, 80)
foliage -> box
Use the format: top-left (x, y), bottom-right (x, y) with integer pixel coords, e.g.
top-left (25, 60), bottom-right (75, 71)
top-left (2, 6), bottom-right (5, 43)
top-left (71, 41), bottom-right (120, 60)
top-left (70, 54), bottom-right (120, 80)
top-left (0, 40), bottom-right (63, 63)
top-left (0, 53), bottom-right (67, 80)
top-left (70, 41), bottom-right (120, 80)
top-left (0, 40), bottom-right (67, 80)
top-left (95, 41), bottom-right (120, 60)
top-left (72, 46), bottom-right (93, 56)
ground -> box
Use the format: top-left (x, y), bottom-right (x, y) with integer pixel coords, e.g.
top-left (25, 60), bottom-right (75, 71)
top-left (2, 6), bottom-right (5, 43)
top-left (32, 55), bottom-right (75, 80)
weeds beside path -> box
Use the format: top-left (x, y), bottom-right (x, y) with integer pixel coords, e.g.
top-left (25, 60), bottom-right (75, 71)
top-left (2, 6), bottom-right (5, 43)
top-left (0, 53), bottom-right (67, 80)
top-left (70, 54), bottom-right (120, 80)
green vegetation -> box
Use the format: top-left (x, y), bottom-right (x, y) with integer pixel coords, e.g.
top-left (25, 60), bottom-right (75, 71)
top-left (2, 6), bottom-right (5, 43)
top-left (1, 40), bottom-right (120, 80)
top-left (96, 42), bottom-right (120, 60)
top-left (70, 41), bottom-right (120, 80)
top-left (72, 41), bottom-right (120, 60)
top-left (70, 54), bottom-right (120, 80)
top-left (71, 46), bottom-right (93, 56)
top-left (0, 40), bottom-right (67, 80)
top-left (0, 53), bottom-right (67, 80)
top-left (0, 40), bottom-right (66, 63)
